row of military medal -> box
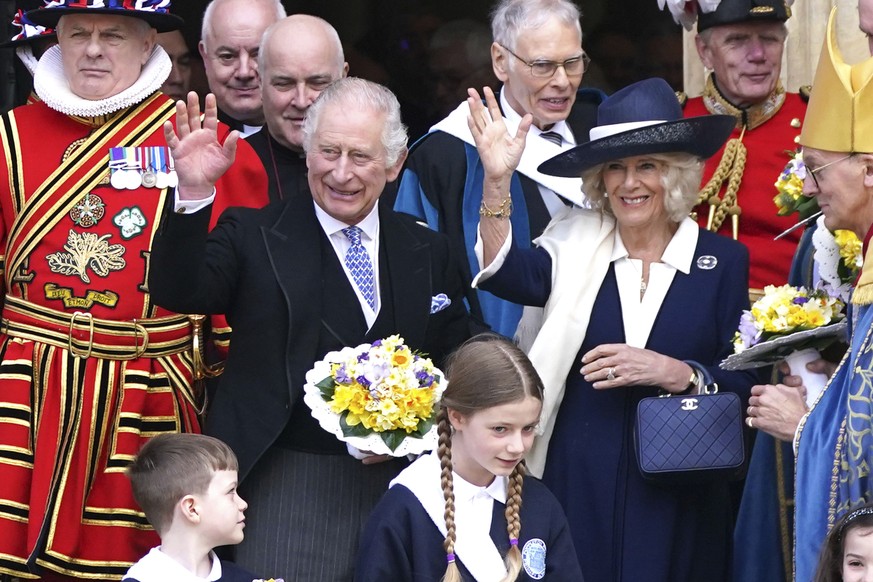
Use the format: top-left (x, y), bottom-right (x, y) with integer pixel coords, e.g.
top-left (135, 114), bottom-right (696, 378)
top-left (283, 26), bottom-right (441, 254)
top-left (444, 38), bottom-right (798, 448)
top-left (109, 146), bottom-right (177, 190)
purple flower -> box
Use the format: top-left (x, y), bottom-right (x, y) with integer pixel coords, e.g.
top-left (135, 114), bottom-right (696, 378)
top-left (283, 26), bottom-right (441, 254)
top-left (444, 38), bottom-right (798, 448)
top-left (416, 370), bottom-right (434, 387)
top-left (737, 311), bottom-right (761, 347)
top-left (357, 353), bottom-right (370, 362)
top-left (372, 339), bottom-right (382, 347)
top-left (364, 360), bottom-right (392, 384)
top-left (335, 365), bottom-right (351, 384)
top-left (356, 375), bottom-right (371, 387)
top-left (793, 296), bottom-right (809, 305)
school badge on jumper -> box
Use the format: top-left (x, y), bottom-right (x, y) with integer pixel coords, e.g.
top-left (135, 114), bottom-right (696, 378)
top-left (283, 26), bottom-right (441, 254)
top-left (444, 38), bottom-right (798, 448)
top-left (69, 193), bottom-right (106, 228)
top-left (522, 538), bottom-right (547, 580)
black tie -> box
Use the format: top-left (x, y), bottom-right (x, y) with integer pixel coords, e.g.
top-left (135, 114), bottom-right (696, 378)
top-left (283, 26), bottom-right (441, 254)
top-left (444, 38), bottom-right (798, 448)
top-left (540, 131), bottom-right (563, 146)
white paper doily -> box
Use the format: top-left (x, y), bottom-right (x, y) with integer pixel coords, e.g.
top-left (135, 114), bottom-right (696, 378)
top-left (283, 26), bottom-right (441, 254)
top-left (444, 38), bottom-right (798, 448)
top-left (720, 321), bottom-right (847, 371)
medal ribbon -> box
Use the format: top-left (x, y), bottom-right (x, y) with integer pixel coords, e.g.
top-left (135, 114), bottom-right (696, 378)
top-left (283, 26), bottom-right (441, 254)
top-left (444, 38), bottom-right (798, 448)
top-left (3, 92), bottom-right (176, 290)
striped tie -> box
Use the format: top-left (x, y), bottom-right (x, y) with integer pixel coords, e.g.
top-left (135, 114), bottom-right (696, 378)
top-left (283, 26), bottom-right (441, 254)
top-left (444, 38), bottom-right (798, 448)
top-left (540, 131), bottom-right (563, 146)
top-left (342, 226), bottom-right (376, 310)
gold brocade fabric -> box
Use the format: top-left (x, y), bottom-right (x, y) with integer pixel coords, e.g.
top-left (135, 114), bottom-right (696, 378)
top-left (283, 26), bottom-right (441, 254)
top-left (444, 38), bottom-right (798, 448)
top-left (68, 112), bottom-right (117, 129)
top-left (853, 244), bottom-right (873, 305)
top-left (702, 75), bottom-right (786, 130)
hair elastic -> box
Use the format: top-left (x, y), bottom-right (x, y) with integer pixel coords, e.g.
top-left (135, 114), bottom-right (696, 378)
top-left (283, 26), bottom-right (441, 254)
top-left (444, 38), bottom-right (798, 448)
top-left (446, 553), bottom-right (456, 564)
top-left (509, 538), bottom-right (519, 546)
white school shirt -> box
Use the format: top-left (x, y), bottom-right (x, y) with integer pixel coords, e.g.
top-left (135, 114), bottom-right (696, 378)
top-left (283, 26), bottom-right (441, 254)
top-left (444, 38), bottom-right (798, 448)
top-left (123, 547), bottom-right (222, 582)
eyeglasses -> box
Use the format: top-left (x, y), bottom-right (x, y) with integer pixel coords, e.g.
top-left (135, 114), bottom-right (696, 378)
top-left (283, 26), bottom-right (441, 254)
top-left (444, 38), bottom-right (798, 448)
top-left (500, 44), bottom-right (590, 78)
top-left (805, 154), bottom-right (854, 191)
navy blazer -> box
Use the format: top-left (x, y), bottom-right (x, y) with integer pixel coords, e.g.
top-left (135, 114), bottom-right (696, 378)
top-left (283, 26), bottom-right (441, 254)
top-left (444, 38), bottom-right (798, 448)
top-left (149, 195), bottom-right (471, 478)
top-left (356, 477), bottom-right (584, 581)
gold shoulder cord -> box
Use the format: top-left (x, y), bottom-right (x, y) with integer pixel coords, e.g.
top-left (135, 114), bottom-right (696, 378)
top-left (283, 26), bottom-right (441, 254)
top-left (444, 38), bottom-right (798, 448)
top-left (696, 76), bottom-right (786, 239)
top-left (698, 128), bottom-right (747, 239)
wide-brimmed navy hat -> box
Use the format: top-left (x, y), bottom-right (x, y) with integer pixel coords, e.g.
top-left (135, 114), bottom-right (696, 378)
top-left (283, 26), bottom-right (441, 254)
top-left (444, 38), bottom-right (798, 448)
top-left (539, 78), bottom-right (735, 178)
top-left (27, 0), bottom-right (183, 33)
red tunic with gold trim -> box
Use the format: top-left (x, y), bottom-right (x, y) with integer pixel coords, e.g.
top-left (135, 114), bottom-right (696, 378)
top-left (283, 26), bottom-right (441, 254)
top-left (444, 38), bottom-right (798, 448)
top-left (685, 80), bottom-right (807, 290)
top-left (0, 93), bottom-right (267, 580)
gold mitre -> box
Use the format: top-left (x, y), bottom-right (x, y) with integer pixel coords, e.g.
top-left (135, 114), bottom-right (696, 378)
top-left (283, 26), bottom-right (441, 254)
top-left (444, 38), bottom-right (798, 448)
top-left (799, 7), bottom-right (873, 153)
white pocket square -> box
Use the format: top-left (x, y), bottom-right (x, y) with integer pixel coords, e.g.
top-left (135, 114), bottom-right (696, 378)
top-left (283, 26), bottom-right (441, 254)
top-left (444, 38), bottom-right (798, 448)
top-left (430, 293), bottom-right (451, 314)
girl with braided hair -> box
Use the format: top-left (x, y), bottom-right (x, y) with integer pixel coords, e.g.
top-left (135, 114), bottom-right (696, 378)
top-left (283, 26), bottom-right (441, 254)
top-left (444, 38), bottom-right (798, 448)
top-left (355, 334), bottom-right (583, 581)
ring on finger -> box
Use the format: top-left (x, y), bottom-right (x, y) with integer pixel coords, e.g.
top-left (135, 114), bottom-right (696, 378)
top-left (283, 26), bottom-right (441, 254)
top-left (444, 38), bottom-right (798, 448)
top-left (746, 416), bottom-right (754, 429)
top-left (606, 367), bottom-right (616, 382)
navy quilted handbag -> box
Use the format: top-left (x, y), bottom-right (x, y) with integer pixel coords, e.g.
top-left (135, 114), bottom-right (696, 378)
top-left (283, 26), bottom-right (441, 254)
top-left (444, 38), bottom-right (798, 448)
top-left (634, 366), bottom-right (746, 483)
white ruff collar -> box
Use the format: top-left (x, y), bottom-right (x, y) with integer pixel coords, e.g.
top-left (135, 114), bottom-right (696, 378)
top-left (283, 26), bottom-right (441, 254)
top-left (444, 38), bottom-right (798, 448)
top-left (34, 44), bottom-right (170, 117)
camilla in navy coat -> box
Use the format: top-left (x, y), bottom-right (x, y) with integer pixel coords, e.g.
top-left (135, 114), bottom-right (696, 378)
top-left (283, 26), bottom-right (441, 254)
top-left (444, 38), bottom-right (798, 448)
top-left (469, 78), bottom-right (757, 582)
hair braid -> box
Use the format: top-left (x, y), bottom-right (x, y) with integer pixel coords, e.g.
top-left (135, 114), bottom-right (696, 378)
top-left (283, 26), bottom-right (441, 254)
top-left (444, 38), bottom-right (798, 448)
top-left (500, 462), bottom-right (526, 582)
top-left (437, 408), bottom-right (461, 582)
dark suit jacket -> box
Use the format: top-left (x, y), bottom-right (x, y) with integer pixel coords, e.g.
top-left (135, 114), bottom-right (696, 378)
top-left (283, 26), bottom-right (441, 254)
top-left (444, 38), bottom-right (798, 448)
top-left (149, 195), bottom-right (471, 478)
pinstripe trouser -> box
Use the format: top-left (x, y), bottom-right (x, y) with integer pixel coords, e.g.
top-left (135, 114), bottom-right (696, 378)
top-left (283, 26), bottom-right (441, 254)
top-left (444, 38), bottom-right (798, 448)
top-left (234, 446), bottom-right (405, 581)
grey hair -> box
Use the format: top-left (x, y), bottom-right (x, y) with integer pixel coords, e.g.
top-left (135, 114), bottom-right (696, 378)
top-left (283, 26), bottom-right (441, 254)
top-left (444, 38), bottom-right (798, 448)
top-left (581, 152), bottom-right (704, 223)
top-left (302, 77), bottom-right (408, 168)
top-left (258, 15), bottom-right (345, 74)
top-left (490, 0), bottom-right (582, 50)
top-left (201, 0), bottom-right (286, 50)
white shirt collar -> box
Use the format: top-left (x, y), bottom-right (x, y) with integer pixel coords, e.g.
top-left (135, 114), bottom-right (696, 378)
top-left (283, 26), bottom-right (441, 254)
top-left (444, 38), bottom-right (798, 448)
top-left (499, 89), bottom-right (575, 146)
top-left (452, 471), bottom-right (508, 505)
top-left (610, 216), bottom-right (697, 274)
top-left (313, 200), bottom-right (380, 241)
top-left (124, 547), bottom-right (222, 582)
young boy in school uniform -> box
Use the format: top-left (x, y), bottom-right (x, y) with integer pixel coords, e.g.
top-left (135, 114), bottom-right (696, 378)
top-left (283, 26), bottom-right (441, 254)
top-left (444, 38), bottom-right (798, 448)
top-left (124, 433), bottom-right (280, 582)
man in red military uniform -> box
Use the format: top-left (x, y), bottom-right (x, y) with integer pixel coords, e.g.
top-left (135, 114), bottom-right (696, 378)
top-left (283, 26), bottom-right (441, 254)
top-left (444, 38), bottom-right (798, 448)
top-left (662, 3), bottom-right (808, 582)
top-left (683, 0), bottom-right (805, 293)
top-left (0, 1), bottom-right (267, 579)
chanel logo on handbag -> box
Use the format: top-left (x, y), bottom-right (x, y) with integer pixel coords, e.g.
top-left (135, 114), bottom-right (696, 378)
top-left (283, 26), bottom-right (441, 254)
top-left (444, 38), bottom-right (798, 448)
top-left (634, 362), bottom-right (746, 483)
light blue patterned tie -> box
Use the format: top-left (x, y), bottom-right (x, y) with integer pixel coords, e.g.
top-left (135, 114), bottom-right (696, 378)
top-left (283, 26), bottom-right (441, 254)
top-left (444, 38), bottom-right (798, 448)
top-left (342, 226), bottom-right (376, 310)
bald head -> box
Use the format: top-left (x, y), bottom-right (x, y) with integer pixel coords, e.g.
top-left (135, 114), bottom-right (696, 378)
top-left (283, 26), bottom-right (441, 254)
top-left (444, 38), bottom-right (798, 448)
top-left (260, 15), bottom-right (348, 151)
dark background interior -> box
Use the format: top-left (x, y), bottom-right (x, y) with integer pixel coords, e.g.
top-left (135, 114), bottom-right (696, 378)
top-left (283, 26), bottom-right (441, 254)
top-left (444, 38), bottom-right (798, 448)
top-left (0, 0), bottom-right (683, 139)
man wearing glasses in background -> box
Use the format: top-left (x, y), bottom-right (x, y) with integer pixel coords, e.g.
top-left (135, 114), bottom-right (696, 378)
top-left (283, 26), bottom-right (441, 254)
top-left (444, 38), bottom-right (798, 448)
top-left (393, 0), bottom-right (603, 338)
